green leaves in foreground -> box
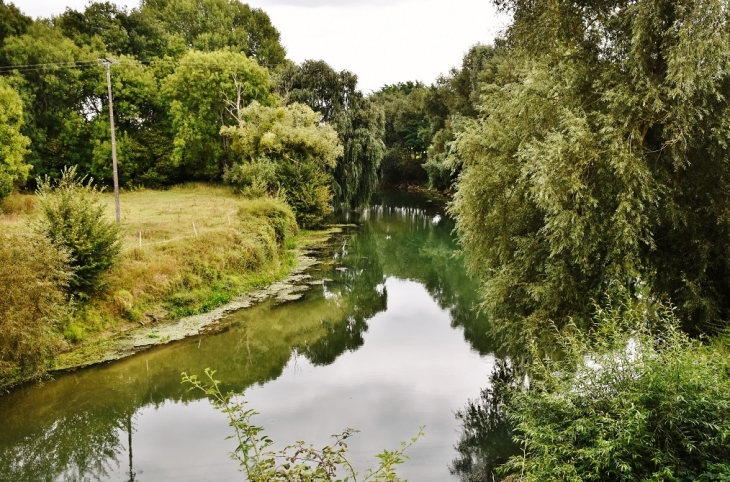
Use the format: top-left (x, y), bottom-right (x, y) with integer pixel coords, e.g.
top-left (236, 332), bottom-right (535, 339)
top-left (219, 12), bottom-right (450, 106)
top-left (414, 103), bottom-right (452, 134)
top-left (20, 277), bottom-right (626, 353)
top-left (182, 368), bottom-right (423, 482)
top-left (501, 299), bottom-right (730, 482)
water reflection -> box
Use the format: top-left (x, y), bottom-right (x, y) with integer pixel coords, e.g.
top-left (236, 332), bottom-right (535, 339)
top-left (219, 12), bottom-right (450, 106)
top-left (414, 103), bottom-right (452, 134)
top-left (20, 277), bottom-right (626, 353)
top-left (450, 360), bottom-right (521, 482)
top-left (0, 190), bottom-right (502, 481)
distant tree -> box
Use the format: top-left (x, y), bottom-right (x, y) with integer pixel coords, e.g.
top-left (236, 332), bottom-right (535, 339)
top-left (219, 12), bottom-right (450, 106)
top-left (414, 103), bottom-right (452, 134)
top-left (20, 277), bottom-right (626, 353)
top-left (280, 60), bottom-right (385, 209)
top-left (163, 49), bottom-right (274, 181)
top-left (0, 77), bottom-right (30, 200)
top-left (87, 55), bottom-right (176, 187)
top-left (139, 0), bottom-right (286, 67)
top-left (55, 2), bottom-right (135, 56)
top-left (2, 21), bottom-right (98, 180)
top-left (0, 0), bottom-right (32, 66)
top-left (371, 82), bottom-right (431, 186)
top-left (423, 43), bottom-right (503, 190)
top-left (222, 101), bottom-right (343, 227)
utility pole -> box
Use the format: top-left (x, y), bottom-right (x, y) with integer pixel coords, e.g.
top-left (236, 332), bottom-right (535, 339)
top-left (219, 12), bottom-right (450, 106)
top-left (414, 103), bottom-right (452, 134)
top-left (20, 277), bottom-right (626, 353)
top-left (99, 58), bottom-right (121, 223)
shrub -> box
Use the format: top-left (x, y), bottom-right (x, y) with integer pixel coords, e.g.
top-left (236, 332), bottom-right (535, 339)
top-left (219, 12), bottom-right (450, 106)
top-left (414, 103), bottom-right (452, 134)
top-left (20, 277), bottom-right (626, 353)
top-left (0, 231), bottom-right (70, 380)
top-left (277, 156), bottom-right (333, 228)
top-left (223, 156), bottom-right (278, 199)
top-left (501, 299), bottom-right (730, 481)
top-left (36, 166), bottom-right (122, 297)
top-left (238, 197), bottom-right (298, 245)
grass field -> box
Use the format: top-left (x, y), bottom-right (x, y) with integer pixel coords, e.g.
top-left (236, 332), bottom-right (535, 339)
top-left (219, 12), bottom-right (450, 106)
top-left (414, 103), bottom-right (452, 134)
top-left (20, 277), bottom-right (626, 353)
top-left (1, 185), bottom-right (300, 344)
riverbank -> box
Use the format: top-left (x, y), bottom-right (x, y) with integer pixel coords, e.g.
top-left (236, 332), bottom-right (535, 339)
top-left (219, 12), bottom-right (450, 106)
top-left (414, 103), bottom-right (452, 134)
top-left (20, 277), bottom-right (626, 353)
top-left (51, 226), bottom-right (342, 372)
top-left (0, 185), bottom-right (344, 391)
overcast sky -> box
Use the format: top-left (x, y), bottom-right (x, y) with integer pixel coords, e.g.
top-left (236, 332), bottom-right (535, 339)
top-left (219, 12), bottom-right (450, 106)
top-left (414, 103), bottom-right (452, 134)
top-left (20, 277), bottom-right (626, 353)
top-left (16, 0), bottom-right (509, 93)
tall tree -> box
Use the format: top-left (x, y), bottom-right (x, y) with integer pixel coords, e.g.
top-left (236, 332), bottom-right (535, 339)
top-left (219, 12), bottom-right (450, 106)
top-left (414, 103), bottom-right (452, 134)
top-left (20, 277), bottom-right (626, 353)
top-left (163, 49), bottom-right (274, 181)
top-left (0, 1), bottom-right (31, 66)
top-left (281, 60), bottom-right (385, 208)
top-left (139, 0), bottom-right (286, 67)
top-left (451, 0), bottom-right (730, 340)
top-left (3, 21), bottom-right (98, 180)
top-left (371, 82), bottom-right (431, 186)
top-left (423, 43), bottom-right (503, 190)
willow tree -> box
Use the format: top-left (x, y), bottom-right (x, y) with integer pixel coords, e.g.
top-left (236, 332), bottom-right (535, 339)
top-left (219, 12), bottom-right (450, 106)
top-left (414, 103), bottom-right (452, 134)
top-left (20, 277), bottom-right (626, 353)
top-left (280, 60), bottom-right (385, 209)
top-left (452, 0), bottom-right (730, 340)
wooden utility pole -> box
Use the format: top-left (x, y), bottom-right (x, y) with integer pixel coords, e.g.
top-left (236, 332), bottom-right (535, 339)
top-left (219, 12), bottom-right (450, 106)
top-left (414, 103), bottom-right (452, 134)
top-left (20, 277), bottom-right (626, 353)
top-left (99, 58), bottom-right (121, 223)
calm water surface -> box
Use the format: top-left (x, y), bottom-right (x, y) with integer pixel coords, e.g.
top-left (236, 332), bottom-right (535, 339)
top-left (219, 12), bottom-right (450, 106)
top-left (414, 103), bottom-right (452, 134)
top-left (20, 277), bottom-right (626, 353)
top-left (0, 191), bottom-right (501, 481)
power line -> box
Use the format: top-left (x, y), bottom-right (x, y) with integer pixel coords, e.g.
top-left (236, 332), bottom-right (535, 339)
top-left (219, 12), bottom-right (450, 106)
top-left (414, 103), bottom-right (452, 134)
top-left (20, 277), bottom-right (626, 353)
top-left (0, 56), bottom-right (281, 75)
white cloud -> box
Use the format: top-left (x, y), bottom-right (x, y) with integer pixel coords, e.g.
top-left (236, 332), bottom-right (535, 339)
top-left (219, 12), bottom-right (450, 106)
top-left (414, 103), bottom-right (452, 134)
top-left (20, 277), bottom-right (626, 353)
top-left (251, 0), bottom-right (508, 92)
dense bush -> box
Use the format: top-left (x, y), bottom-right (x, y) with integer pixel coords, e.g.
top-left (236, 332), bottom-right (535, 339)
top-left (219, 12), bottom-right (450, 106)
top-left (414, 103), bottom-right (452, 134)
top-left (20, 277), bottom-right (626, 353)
top-left (224, 156), bottom-right (278, 199)
top-left (0, 231), bottom-right (70, 381)
top-left (238, 196), bottom-right (298, 245)
top-left (500, 300), bottom-right (730, 481)
top-left (36, 167), bottom-right (122, 297)
top-left (222, 102), bottom-right (342, 228)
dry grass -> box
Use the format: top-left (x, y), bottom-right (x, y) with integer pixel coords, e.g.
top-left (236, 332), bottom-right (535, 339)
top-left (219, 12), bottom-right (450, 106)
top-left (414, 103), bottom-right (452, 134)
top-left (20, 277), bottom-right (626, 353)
top-left (108, 184), bottom-right (244, 249)
top-left (0, 185), bottom-right (300, 344)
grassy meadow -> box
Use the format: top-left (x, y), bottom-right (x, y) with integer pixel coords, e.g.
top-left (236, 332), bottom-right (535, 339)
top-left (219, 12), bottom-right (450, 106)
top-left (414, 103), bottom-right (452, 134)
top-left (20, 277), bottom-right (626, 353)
top-left (0, 185), bottom-right (302, 376)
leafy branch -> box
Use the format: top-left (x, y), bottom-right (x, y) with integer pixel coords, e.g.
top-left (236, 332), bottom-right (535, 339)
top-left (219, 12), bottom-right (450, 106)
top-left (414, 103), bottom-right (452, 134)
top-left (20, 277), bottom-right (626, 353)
top-left (182, 368), bottom-right (423, 482)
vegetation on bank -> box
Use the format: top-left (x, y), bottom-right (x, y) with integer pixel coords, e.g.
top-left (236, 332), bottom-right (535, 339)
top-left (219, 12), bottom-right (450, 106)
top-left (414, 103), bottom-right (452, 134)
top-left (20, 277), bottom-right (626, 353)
top-left (445, 0), bottom-right (730, 480)
top-left (0, 183), bottom-right (300, 388)
top-left (4, 0), bottom-right (730, 479)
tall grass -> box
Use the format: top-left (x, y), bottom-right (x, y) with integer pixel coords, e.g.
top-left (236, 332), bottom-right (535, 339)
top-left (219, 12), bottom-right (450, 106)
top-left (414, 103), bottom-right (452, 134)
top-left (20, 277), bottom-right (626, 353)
top-left (0, 231), bottom-right (70, 385)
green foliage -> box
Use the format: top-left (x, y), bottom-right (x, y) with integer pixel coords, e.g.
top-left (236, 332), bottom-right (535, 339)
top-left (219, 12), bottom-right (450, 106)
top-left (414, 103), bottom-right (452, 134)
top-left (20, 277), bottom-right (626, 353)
top-left (280, 60), bottom-right (385, 208)
top-left (139, 0), bottom-right (286, 67)
top-left (35, 166), bottom-right (121, 297)
top-left (163, 49), bottom-right (274, 181)
top-left (372, 45), bottom-right (502, 190)
top-left (0, 0), bottom-right (31, 65)
top-left (3, 21), bottom-right (97, 179)
top-left (277, 155), bottom-right (334, 229)
top-left (0, 73), bottom-right (31, 200)
top-left (183, 368), bottom-right (423, 481)
top-left (88, 55), bottom-right (175, 187)
top-left (222, 101), bottom-right (342, 227)
top-left (423, 44), bottom-right (502, 190)
top-left (0, 230), bottom-right (70, 381)
top-left (451, 0), bottom-right (730, 337)
top-left (238, 196), bottom-right (298, 245)
top-left (371, 83), bottom-right (430, 186)
top-left (500, 299), bottom-right (730, 481)
top-left (224, 156), bottom-right (278, 198)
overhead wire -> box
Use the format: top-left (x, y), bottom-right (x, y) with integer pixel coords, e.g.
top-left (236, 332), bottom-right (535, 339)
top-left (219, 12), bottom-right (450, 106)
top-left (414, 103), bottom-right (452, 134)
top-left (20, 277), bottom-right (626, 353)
top-left (0, 56), bottom-right (283, 75)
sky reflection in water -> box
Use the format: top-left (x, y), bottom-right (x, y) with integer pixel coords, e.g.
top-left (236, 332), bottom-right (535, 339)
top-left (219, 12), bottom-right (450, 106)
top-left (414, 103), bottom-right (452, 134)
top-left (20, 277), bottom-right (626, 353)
top-left (0, 191), bottom-right (497, 482)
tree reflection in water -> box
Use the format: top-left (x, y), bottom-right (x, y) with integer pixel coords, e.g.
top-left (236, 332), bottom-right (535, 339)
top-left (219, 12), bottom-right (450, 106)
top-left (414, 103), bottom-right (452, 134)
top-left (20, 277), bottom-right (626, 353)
top-left (0, 190), bottom-right (506, 481)
top-left (451, 360), bottom-right (521, 482)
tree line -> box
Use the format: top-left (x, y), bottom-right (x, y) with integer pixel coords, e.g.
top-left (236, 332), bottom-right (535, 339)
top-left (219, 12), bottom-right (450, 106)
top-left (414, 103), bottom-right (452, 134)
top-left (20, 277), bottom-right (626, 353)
top-left (0, 0), bottom-right (387, 227)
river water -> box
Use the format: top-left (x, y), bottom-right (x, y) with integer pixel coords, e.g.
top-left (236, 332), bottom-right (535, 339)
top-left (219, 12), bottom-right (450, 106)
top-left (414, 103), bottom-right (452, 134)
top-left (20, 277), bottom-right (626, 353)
top-left (0, 191), bottom-right (502, 482)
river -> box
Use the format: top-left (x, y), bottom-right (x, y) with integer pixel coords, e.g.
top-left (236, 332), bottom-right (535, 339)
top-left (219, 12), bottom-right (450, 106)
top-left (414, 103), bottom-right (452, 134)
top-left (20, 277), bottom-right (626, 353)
top-left (0, 191), bottom-right (504, 482)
